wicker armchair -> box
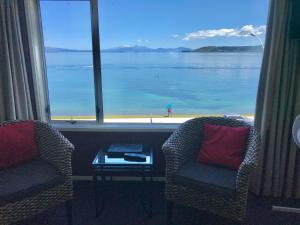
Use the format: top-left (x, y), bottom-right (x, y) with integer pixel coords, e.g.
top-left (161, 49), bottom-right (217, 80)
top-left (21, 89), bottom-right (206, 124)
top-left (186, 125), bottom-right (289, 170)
top-left (162, 117), bottom-right (261, 224)
top-left (0, 120), bottom-right (74, 225)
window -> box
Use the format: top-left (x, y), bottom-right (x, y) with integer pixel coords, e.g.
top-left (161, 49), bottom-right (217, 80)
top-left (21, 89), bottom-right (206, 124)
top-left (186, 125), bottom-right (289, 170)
top-left (40, 0), bottom-right (96, 121)
top-left (40, 0), bottom-right (269, 124)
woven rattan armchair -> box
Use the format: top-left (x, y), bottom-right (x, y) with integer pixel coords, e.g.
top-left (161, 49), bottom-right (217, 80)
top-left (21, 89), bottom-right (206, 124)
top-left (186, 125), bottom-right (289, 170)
top-left (162, 117), bottom-right (260, 224)
top-left (0, 120), bottom-right (74, 225)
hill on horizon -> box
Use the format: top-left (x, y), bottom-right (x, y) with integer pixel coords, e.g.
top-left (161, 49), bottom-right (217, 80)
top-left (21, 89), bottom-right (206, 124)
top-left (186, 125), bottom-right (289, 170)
top-left (100, 45), bottom-right (191, 53)
top-left (45, 45), bottom-right (263, 53)
top-left (183, 45), bottom-right (263, 53)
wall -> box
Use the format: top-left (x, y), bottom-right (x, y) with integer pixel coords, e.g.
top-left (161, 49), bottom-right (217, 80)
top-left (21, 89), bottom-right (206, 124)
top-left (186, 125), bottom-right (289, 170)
top-left (62, 131), bottom-right (172, 177)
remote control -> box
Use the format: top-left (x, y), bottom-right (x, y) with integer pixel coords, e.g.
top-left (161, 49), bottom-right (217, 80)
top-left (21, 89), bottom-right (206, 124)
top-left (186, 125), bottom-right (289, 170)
top-left (124, 153), bottom-right (147, 162)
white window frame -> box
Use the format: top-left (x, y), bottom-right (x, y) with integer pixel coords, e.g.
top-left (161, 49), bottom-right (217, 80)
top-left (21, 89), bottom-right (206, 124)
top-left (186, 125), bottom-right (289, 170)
top-left (37, 0), bottom-right (184, 130)
top-left (37, 0), bottom-right (254, 131)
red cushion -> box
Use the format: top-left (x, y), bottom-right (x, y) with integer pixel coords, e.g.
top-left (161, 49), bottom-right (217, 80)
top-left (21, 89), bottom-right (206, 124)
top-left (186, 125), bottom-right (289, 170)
top-left (0, 122), bottom-right (38, 169)
top-left (197, 123), bottom-right (250, 170)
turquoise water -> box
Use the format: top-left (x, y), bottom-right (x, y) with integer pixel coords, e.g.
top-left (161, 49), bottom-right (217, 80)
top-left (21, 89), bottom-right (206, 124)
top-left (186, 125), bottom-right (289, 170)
top-left (45, 52), bottom-right (262, 117)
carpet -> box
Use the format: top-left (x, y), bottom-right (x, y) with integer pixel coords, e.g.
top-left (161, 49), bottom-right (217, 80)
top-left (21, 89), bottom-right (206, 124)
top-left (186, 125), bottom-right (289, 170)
top-left (18, 181), bottom-right (300, 225)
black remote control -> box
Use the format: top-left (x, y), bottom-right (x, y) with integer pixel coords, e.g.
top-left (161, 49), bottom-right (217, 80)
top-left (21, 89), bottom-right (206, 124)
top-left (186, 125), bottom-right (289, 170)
top-left (124, 153), bottom-right (146, 162)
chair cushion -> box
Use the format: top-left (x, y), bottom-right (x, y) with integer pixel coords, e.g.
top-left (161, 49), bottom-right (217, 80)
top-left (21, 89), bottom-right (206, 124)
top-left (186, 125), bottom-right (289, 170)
top-left (0, 158), bottom-right (64, 206)
top-left (0, 121), bottom-right (38, 169)
top-left (197, 123), bottom-right (250, 170)
top-left (174, 160), bottom-right (237, 197)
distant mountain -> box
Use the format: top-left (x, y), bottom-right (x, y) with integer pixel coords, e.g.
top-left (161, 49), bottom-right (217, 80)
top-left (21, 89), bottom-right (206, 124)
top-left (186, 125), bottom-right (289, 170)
top-left (101, 45), bottom-right (191, 53)
top-left (154, 47), bottom-right (192, 52)
top-left (45, 45), bottom-right (263, 53)
top-left (45, 47), bottom-right (91, 52)
top-left (45, 45), bottom-right (190, 53)
top-left (183, 45), bottom-right (263, 53)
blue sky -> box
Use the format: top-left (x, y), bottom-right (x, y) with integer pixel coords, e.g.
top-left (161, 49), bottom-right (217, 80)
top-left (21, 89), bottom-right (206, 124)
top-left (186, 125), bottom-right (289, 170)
top-left (40, 0), bottom-right (269, 50)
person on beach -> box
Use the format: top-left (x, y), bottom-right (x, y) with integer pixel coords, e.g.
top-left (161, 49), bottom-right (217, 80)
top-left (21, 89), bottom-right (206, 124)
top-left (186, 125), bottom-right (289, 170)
top-left (166, 103), bottom-right (173, 117)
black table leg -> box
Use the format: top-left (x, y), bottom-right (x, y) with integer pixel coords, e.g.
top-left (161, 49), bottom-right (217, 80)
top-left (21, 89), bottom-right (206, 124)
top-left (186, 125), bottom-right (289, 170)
top-left (141, 167), bottom-right (146, 215)
top-left (66, 199), bottom-right (73, 225)
top-left (100, 169), bottom-right (106, 211)
top-left (93, 173), bottom-right (99, 217)
top-left (166, 201), bottom-right (174, 225)
top-left (94, 170), bottom-right (105, 217)
top-left (149, 168), bottom-right (153, 218)
top-left (141, 167), bottom-right (153, 218)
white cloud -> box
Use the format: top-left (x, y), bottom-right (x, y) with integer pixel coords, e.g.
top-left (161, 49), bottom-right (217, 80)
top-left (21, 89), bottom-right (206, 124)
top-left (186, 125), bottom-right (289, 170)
top-left (137, 39), bottom-right (150, 43)
top-left (122, 44), bottom-right (132, 48)
top-left (172, 34), bottom-right (179, 38)
top-left (183, 25), bottom-right (266, 41)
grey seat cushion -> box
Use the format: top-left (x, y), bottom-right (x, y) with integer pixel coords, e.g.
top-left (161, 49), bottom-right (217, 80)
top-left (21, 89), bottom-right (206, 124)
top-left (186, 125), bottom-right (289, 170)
top-left (0, 158), bottom-right (64, 206)
top-left (174, 160), bottom-right (237, 197)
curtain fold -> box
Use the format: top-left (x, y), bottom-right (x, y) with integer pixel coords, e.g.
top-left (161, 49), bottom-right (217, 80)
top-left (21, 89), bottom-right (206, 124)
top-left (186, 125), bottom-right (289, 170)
top-left (23, 0), bottom-right (49, 122)
top-left (252, 0), bottom-right (300, 198)
top-left (0, 0), bottom-right (36, 121)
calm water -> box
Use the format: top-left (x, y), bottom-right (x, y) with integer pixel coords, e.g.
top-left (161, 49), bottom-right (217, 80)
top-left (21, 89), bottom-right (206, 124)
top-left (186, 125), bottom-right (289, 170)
top-left (45, 52), bottom-right (262, 117)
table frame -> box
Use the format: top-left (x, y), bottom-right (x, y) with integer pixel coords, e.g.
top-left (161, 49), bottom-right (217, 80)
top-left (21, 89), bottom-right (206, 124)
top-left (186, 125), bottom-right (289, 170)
top-left (92, 147), bottom-right (153, 218)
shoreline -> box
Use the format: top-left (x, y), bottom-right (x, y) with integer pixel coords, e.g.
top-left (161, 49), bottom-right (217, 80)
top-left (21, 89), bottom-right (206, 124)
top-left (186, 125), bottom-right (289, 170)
top-left (51, 114), bottom-right (254, 123)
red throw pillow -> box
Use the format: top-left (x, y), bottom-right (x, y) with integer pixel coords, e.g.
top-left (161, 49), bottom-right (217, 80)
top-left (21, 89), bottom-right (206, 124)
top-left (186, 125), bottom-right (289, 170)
top-left (197, 123), bottom-right (250, 170)
top-left (0, 121), bottom-right (38, 169)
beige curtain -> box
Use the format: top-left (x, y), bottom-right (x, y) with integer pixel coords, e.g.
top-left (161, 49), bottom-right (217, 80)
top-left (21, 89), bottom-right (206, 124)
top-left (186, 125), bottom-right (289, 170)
top-left (24, 0), bottom-right (49, 122)
top-left (252, 0), bottom-right (300, 198)
top-left (0, 0), bottom-right (35, 121)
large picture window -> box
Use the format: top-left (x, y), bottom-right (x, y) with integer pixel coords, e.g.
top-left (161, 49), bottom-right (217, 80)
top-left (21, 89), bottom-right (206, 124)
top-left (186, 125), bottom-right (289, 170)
top-left (40, 0), bottom-right (269, 124)
top-left (40, 0), bottom-right (96, 121)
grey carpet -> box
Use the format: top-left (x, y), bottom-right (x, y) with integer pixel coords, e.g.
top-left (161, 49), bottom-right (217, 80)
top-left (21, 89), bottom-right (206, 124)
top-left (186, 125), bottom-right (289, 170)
top-left (18, 181), bottom-right (300, 225)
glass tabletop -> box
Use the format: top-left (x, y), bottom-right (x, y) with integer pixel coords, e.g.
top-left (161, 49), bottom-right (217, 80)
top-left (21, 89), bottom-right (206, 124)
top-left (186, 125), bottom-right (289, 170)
top-left (92, 145), bottom-right (153, 166)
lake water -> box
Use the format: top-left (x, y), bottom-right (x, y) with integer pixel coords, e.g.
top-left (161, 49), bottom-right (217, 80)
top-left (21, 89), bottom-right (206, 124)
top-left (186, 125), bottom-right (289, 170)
top-left (45, 52), bottom-right (262, 117)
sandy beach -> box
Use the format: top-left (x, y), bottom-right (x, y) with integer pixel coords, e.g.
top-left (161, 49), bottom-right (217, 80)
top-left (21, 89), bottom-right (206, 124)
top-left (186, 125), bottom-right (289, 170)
top-left (51, 115), bottom-right (254, 124)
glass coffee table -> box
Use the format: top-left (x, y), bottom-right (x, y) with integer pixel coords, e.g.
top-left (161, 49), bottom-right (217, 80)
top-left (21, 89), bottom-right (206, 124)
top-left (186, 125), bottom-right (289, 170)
top-left (92, 145), bottom-right (153, 217)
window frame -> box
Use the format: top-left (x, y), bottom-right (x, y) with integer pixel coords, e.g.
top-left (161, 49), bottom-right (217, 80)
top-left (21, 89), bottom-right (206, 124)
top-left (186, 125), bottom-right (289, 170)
top-left (39, 0), bottom-right (258, 128)
top-left (40, 0), bottom-right (102, 125)
top-left (39, 0), bottom-right (186, 127)
top-left (90, 0), bottom-right (103, 124)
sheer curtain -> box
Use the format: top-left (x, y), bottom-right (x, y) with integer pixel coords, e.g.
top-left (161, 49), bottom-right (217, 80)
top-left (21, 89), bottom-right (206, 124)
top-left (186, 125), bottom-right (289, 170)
top-left (0, 0), bottom-right (34, 121)
top-left (23, 0), bottom-right (49, 122)
top-left (252, 0), bottom-right (300, 198)
top-left (0, 0), bottom-right (48, 122)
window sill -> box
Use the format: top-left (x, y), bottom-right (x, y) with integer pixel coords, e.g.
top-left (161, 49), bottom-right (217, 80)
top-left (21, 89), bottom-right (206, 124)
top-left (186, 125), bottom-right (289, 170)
top-left (52, 122), bottom-right (178, 132)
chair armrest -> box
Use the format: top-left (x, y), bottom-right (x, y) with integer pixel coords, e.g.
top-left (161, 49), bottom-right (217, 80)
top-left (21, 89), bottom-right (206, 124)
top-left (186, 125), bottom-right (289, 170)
top-left (236, 127), bottom-right (261, 192)
top-left (162, 119), bottom-right (202, 176)
top-left (35, 121), bottom-right (74, 176)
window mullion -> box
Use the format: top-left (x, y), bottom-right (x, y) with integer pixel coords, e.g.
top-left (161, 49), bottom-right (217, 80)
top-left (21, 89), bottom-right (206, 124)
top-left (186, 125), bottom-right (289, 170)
top-left (90, 0), bottom-right (103, 124)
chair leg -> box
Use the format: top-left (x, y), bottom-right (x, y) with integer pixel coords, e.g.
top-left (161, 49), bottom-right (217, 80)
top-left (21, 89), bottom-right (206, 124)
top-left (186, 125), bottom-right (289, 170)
top-left (239, 219), bottom-right (246, 225)
top-left (166, 200), bottom-right (174, 225)
top-left (66, 200), bottom-right (73, 225)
